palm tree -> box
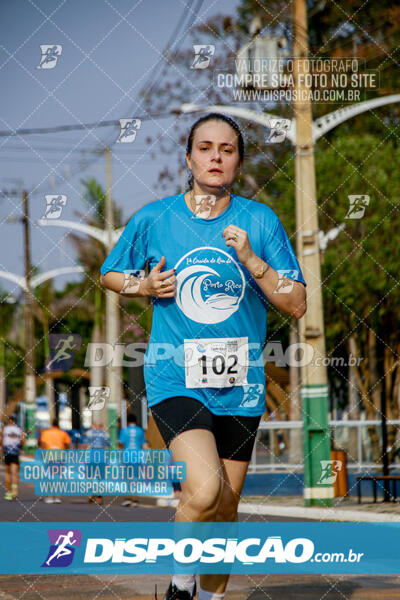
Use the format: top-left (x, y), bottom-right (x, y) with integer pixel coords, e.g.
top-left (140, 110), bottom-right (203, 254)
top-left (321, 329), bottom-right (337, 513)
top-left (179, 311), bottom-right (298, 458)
top-left (67, 178), bottom-right (150, 425)
top-left (32, 275), bottom-right (94, 423)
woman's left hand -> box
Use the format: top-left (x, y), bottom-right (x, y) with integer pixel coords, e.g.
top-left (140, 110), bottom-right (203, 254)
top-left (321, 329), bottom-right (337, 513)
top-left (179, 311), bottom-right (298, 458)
top-left (222, 224), bottom-right (256, 267)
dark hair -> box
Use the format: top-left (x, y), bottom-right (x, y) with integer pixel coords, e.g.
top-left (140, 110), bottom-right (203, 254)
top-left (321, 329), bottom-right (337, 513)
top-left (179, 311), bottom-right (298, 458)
top-left (127, 413), bottom-right (137, 424)
top-left (186, 113), bottom-right (245, 189)
top-left (52, 417), bottom-right (59, 428)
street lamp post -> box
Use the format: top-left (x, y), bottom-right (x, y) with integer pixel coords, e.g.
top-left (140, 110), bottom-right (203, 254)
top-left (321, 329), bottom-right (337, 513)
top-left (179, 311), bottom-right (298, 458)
top-left (0, 265), bottom-right (84, 450)
top-left (36, 158), bottom-right (124, 446)
top-left (36, 214), bottom-right (124, 446)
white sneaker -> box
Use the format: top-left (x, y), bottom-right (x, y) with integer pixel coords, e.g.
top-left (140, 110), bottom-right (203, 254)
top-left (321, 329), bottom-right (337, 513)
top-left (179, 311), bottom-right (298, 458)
top-left (157, 497), bottom-right (179, 508)
top-left (122, 499), bottom-right (133, 507)
top-left (54, 497), bottom-right (61, 503)
top-left (44, 497), bottom-right (54, 504)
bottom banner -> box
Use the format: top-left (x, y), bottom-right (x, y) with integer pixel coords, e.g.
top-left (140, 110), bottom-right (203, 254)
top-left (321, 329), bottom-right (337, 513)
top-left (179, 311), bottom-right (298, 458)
top-left (0, 522), bottom-right (398, 574)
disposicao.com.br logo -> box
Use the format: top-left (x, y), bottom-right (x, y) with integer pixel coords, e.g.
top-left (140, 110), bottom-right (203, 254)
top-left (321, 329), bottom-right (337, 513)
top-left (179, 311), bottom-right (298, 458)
top-left (1, 522), bottom-right (395, 574)
top-left (39, 531), bottom-right (364, 571)
top-left (81, 535), bottom-right (363, 566)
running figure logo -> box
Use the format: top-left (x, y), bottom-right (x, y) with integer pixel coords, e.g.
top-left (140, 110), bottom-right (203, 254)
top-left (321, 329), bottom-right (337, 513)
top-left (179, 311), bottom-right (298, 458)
top-left (42, 195), bottom-right (67, 219)
top-left (37, 45), bottom-right (62, 69)
top-left (317, 459), bottom-right (343, 485)
top-left (45, 334), bottom-right (81, 372)
top-left (266, 118), bottom-right (291, 144)
top-left (239, 384), bottom-right (264, 408)
top-left (117, 119), bottom-right (142, 143)
top-left (191, 194), bottom-right (217, 219)
top-left (88, 386), bottom-right (110, 411)
top-left (273, 270), bottom-right (298, 294)
top-left (191, 45), bottom-right (215, 69)
top-left (345, 195), bottom-right (370, 219)
top-left (42, 529), bottom-right (81, 567)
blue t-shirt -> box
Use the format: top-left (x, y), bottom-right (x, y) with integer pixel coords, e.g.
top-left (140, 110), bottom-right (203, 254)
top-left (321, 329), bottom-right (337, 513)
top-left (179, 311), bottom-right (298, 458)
top-left (2, 424), bottom-right (23, 455)
top-left (100, 193), bottom-right (306, 417)
top-left (118, 425), bottom-right (146, 450)
top-left (84, 428), bottom-right (110, 449)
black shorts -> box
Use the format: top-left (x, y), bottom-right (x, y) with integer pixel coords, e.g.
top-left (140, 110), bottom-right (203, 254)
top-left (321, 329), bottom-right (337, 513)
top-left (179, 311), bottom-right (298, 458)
top-left (151, 396), bottom-right (261, 462)
top-left (4, 454), bottom-right (19, 466)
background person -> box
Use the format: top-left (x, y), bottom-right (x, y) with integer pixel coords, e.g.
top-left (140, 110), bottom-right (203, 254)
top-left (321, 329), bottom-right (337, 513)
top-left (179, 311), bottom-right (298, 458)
top-left (118, 412), bottom-right (148, 507)
top-left (80, 421), bottom-right (110, 505)
top-left (67, 426), bottom-right (83, 449)
top-left (0, 415), bottom-right (25, 500)
top-left (39, 417), bottom-right (71, 504)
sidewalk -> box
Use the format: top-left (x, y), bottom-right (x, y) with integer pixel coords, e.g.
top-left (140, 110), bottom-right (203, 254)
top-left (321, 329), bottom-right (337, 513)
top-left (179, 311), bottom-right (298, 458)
top-left (3, 461), bottom-right (399, 522)
top-left (157, 495), bottom-right (400, 522)
top-left (237, 495), bottom-right (400, 522)
top-left (1, 466), bottom-right (400, 599)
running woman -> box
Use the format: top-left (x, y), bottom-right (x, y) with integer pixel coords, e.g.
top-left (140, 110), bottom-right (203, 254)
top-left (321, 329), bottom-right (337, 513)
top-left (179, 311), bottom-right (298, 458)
top-left (100, 113), bottom-right (307, 600)
top-left (0, 415), bottom-right (25, 500)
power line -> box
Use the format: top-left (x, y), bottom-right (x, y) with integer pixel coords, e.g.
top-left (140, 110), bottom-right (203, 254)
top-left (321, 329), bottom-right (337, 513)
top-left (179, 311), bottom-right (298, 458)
top-left (141, 0), bottom-right (196, 100)
top-left (96, 1), bottom-right (198, 157)
top-left (68, 0), bottom-right (205, 190)
top-left (0, 0), bottom-right (204, 193)
top-left (143, 0), bottom-right (205, 100)
top-left (0, 156), bottom-right (159, 165)
top-left (0, 144), bottom-right (150, 153)
top-left (0, 112), bottom-right (172, 138)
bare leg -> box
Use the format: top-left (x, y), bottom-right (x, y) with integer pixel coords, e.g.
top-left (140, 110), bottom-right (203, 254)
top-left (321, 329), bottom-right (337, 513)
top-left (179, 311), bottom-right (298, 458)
top-left (5, 465), bottom-right (11, 492)
top-left (166, 429), bottom-right (224, 595)
top-left (10, 462), bottom-right (18, 486)
top-left (200, 458), bottom-right (250, 595)
top-left (10, 463), bottom-right (19, 497)
top-left (170, 429), bottom-right (223, 523)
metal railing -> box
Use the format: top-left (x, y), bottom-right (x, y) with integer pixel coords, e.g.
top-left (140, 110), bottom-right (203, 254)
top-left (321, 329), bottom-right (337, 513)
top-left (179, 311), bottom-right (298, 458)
top-left (249, 419), bottom-right (400, 473)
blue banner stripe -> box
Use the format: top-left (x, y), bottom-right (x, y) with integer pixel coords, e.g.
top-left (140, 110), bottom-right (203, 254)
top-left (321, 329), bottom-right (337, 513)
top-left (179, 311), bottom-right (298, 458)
top-left (0, 522), bottom-right (399, 574)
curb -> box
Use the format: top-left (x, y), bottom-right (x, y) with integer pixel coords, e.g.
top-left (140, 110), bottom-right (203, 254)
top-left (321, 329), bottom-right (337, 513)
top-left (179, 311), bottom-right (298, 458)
top-left (237, 502), bottom-right (400, 522)
top-left (154, 497), bottom-right (400, 522)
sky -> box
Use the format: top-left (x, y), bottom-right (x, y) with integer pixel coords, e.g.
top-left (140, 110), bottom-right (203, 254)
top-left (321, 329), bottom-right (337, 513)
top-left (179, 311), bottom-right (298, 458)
top-left (0, 0), bottom-right (240, 293)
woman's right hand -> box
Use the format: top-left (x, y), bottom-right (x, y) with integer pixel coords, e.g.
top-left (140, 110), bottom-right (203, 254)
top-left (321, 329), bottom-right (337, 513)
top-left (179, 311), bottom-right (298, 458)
top-left (141, 256), bottom-right (176, 298)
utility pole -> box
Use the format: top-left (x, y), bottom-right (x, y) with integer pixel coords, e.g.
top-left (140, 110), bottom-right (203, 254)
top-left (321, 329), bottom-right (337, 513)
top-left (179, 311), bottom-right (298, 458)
top-left (293, 0), bottom-right (333, 505)
top-left (104, 147), bottom-right (121, 446)
top-left (22, 190), bottom-right (37, 452)
top-left (379, 336), bottom-right (390, 501)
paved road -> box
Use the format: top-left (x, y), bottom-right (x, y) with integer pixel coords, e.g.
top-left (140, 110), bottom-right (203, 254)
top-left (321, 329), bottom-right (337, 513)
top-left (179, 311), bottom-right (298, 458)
top-left (0, 471), bottom-right (316, 522)
top-left (1, 473), bottom-right (399, 598)
top-left (1, 572), bottom-right (400, 599)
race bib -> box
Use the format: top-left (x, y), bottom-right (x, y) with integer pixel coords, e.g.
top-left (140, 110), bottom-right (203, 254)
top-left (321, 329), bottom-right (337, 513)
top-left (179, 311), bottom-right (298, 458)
top-left (184, 337), bottom-right (249, 389)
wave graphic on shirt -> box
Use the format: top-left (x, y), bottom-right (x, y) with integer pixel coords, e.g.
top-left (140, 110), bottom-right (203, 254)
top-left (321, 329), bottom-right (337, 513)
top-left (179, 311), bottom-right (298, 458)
top-left (176, 265), bottom-right (240, 324)
top-left (205, 293), bottom-right (239, 309)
